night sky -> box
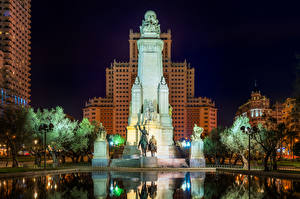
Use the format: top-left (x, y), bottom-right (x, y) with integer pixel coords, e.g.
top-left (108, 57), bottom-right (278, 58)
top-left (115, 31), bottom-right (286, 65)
top-left (30, 1), bottom-right (300, 126)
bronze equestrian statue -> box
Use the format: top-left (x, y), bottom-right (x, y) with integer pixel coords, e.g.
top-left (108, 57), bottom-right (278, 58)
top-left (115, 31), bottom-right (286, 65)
top-left (138, 125), bottom-right (149, 157)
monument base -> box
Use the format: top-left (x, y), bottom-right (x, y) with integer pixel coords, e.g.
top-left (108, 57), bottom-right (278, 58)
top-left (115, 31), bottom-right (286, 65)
top-left (122, 145), bottom-right (140, 159)
top-left (158, 158), bottom-right (188, 168)
top-left (92, 158), bottom-right (109, 167)
top-left (156, 145), bottom-right (179, 159)
top-left (140, 157), bottom-right (158, 168)
top-left (110, 158), bottom-right (141, 167)
top-left (190, 158), bottom-right (206, 168)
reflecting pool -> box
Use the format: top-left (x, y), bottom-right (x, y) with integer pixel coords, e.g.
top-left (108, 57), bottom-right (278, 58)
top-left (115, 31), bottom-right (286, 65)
top-left (0, 171), bottom-right (299, 198)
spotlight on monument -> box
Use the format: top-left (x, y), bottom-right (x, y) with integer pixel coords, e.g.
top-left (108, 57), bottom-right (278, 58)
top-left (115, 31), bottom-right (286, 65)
top-left (180, 138), bottom-right (191, 148)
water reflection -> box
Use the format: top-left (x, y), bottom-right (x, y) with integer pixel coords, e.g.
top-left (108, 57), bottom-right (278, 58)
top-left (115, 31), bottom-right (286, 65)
top-left (0, 172), bottom-right (299, 198)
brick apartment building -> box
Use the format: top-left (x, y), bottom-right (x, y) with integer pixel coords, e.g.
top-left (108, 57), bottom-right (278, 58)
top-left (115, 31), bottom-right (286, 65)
top-left (83, 30), bottom-right (217, 140)
top-left (0, 0), bottom-right (31, 106)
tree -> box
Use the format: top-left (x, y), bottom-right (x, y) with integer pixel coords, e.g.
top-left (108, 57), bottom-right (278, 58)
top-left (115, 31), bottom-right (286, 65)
top-left (68, 118), bottom-right (94, 163)
top-left (28, 107), bottom-right (77, 167)
top-left (204, 127), bottom-right (227, 165)
top-left (221, 116), bottom-right (260, 169)
top-left (254, 117), bottom-right (292, 171)
top-left (0, 105), bottom-right (32, 167)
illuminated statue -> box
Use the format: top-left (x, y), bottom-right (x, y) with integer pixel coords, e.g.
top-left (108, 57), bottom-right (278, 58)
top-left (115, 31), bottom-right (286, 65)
top-left (169, 104), bottom-right (173, 117)
top-left (140, 10), bottom-right (161, 38)
top-left (190, 124), bottom-right (205, 167)
top-left (96, 124), bottom-right (107, 141)
top-left (92, 123), bottom-right (109, 167)
top-left (191, 124), bottom-right (203, 141)
top-left (149, 135), bottom-right (157, 157)
top-left (138, 125), bottom-right (149, 156)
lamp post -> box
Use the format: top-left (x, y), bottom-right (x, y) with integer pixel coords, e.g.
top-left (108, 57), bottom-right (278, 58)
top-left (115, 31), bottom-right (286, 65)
top-left (38, 123), bottom-right (53, 170)
top-left (240, 126), bottom-right (257, 171)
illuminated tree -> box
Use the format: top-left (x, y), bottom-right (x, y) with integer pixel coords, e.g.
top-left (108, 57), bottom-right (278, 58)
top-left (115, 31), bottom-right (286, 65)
top-left (68, 118), bottom-right (94, 162)
top-left (28, 106), bottom-right (77, 166)
top-left (204, 127), bottom-right (227, 164)
top-left (221, 116), bottom-right (260, 169)
top-left (0, 105), bottom-right (32, 167)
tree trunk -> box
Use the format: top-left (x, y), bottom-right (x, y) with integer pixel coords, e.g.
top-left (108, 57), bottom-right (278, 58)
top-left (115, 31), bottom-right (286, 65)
top-left (80, 155), bottom-right (84, 163)
top-left (241, 155), bottom-right (248, 169)
top-left (214, 156), bottom-right (220, 165)
top-left (50, 151), bottom-right (58, 168)
top-left (62, 155), bottom-right (66, 163)
top-left (11, 146), bottom-right (18, 168)
top-left (220, 157), bottom-right (225, 164)
top-left (272, 150), bottom-right (278, 171)
top-left (234, 156), bottom-right (240, 165)
top-left (263, 152), bottom-right (271, 171)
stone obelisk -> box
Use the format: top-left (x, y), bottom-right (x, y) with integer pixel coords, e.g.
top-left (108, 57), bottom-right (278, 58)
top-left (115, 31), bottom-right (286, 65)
top-left (123, 10), bottom-right (175, 161)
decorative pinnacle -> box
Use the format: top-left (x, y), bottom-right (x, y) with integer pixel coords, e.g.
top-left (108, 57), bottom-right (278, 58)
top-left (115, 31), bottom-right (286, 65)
top-left (134, 77), bottom-right (140, 85)
top-left (161, 77), bottom-right (167, 85)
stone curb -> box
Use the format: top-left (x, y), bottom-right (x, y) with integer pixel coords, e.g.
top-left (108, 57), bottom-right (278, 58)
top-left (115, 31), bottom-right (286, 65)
top-left (217, 168), bottom-right (300, 179)
top-left (1, 167), bottom-right (299, 179)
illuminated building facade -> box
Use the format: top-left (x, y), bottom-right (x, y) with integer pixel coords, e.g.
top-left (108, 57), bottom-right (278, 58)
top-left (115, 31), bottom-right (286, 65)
top-left (83, 30), bottom-right (217, 140)
top-left (0, 0), bottom-right (31, 106)
top-left (236, 87), bottom-right (273, 126)
top-left (236, 89), bottom-right (300, 137)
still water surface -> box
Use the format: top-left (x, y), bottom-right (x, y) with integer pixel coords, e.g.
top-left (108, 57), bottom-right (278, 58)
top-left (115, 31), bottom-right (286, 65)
top-left (0, 172), bottom-right (299, 198)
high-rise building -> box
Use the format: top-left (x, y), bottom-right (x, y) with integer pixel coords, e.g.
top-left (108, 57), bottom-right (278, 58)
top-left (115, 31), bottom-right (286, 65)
top-left (0, 0), bottom-right (31, 106)
top-left (84, 30), bottom-right (217, 140)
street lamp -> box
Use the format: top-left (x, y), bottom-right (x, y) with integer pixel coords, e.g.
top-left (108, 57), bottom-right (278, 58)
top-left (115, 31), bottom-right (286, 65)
top-left (38, 123), bottom-right (54, 170)
top-left (240, 126), bottom-right (257, 171)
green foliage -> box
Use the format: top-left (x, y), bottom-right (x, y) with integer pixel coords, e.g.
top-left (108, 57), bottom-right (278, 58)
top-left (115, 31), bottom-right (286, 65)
top-left (29, 106), bottom-right (77, 152)
top-left (0, 105), bottom-right (32, 167)
top-left (204, 127), bottom-right (227, 162)
top-left (111, 134), bottom-right (125, 146)
top-left (221, 116), bottom-right (258, 156)
top-left (71, 118), bottom-right (94, 153)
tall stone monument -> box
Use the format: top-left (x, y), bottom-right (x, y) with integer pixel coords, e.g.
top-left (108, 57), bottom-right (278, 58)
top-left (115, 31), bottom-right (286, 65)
top-left (124, 10), bottom-right (176, 162)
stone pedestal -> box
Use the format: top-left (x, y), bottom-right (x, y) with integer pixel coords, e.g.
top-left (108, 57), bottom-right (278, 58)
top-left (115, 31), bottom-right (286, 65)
top-left (92, 140), bottom-right (109, 167)
top-left (122, 145), bottom-right (140, 159)
top-left (190, 140), bottom-right (205, 168)
top-left (140, 157), bottom-right (158, 168)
